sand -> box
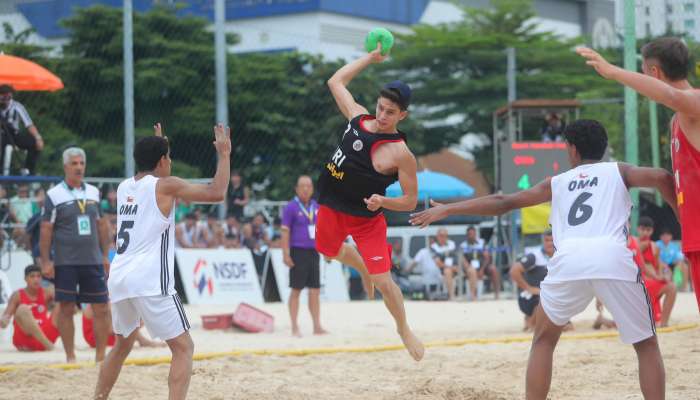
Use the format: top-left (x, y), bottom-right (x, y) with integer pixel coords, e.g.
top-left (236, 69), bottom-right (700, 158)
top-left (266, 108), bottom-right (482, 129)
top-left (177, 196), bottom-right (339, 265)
top-left (1, 293), bottom-right (699, 399)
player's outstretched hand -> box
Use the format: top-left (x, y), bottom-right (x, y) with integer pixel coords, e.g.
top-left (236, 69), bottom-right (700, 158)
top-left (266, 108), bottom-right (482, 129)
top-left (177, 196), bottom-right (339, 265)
top-left (409, 199), bottom-right (449, 228)
top-left (213, 123), bottom-right (232, 156)
top-left (369, 43), bottom-right (390, 64)
top-left (576, 47), bottom-right (617, 79)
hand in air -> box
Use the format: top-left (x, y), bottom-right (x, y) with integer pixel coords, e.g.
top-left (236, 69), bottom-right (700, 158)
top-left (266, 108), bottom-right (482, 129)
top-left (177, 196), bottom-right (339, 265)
top-left (369, 43), bottom-right (390, 64)
top-left (213, 123), bottom-right (232, 156)
top-left (409, 199), bottom-right (448, 228)
top-left (576, 47), bottom-right (617, 80)
top-left (153, 122), bottom-right (165, 138)
top-left (364, 194), bottom-right (384, 212)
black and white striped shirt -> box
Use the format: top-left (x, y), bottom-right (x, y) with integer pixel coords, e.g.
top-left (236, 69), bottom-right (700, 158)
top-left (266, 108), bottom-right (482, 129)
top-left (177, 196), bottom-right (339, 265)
top-left (0, 99), bottom-right (34, 133)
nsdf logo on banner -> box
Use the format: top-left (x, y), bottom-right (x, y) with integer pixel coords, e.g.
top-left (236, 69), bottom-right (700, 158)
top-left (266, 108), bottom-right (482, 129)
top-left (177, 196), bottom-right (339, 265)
top-left (193, 259), bottom-right (214, 296)
top-left (177, 249), bottom-right (264, 305)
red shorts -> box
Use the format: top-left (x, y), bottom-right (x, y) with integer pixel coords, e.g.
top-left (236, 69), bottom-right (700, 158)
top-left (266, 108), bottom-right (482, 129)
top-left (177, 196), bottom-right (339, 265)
top-left (687, 251), bottom-right (700, 312)
top-left (12, 317), bottom-right (59, 351)
top-left (315, 205), bottom-right (392, 275)
top-left (643, 278), bottom-right (666, 322)
top-left (82, 314), bottom-right (116, 348)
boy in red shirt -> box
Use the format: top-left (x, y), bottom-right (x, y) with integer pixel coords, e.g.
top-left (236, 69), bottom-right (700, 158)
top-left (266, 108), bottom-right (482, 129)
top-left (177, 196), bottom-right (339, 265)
top-left (0, 265), bottom-right (59, 351)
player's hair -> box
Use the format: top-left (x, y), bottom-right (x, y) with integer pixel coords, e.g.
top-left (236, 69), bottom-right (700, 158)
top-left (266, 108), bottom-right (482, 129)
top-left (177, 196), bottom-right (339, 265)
top-left (638, 216), bottom-right (654, 228)
top-left (0, 84), bottom-right (15, 95)
top-left (563, 119), bottom-right (608, 161)
top-left (185, 212), bottom-right (197, 220)
top-left (642, 37), bottom-right (689, 81)
top-left (543, 230), bottom-right (553, 237)
top-left (467, 226), bottom-right (476, 233)
top-left (134, 136), bottom-right (169, 172)
top-left (63, 147), bottom-right (86, 165)
top-left (659, 227), bottom-right (673, 236)
top-left (24, 264), bottom-right (40, 277)
top-left (379, 88), bottom-right (407, 111)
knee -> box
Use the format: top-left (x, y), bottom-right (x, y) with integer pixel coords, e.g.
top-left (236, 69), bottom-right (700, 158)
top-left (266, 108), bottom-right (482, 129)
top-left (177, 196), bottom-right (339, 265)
top-left (171, 335), bottom-right (194, 357)
top-left (59, 303), bottom-right (75, 317)
top-left (114, 336), bottom-right (135, 355)
top-left (91, 304), bottom-right (110, 319)
top-left (15, 304), bottom-right (31, 317)
top-left (370, 276), bottom-right (393, 293)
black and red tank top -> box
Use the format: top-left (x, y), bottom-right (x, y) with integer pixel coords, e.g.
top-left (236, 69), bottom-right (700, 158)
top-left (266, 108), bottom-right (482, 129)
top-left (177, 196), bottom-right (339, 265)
top-left (317, 114), bottom-right (406, 217)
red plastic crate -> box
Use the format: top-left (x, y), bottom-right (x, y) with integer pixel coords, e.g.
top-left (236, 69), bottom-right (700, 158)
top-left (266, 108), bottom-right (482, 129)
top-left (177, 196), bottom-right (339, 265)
top-left (232, 303), bottom-right (274, 333)
top-left (201, 313), bottom-right (233, 330)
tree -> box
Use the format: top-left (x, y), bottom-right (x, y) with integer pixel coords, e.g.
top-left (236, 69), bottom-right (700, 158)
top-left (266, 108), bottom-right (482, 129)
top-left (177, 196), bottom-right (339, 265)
top-left (384, 0), bottom-right (622, 182)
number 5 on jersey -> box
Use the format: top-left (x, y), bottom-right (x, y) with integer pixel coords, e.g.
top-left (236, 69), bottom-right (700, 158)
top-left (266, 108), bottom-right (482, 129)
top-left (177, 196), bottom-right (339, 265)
top-left (117, 220), bottom-right (135, 254)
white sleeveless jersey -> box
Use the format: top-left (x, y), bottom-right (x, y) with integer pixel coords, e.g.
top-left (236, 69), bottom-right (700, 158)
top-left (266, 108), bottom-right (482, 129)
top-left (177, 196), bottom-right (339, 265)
top-left (546, 162), bottom-right (638, 282)
top-left (108, 175), bottom-right (175, 303)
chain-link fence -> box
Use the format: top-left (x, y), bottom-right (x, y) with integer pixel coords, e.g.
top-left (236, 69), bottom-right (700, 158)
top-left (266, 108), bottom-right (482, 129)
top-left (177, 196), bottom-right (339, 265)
top-left (1, 3), bottom-right (692, 217)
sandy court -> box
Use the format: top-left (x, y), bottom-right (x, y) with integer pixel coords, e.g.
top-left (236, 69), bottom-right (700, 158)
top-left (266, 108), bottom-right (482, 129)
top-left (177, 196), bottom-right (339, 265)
top-left (1, 293), bottom-right (699, 399)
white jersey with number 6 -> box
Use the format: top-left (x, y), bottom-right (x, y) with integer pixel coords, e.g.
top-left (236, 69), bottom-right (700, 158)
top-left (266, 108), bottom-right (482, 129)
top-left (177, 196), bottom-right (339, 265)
top-left (546, 162), bottom-right (638, 282)
top-left (108, 175), bottom-right (175, 303)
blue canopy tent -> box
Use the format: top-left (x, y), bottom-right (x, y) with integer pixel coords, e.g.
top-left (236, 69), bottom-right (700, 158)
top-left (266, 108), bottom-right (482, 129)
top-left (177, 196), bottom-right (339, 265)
top-left (385, 171), bottom-right (475, 248)
top-left (385, 170), bottom-right (474, 201)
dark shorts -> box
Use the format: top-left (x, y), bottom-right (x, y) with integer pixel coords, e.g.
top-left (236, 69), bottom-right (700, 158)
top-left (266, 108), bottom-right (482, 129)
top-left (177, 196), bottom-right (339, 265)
top-left (289, 247), bottom-right (321, 290)
top-left (518, 294), bottom-right (540, 317)
top-left (55, 264), bottom-right (109, 304)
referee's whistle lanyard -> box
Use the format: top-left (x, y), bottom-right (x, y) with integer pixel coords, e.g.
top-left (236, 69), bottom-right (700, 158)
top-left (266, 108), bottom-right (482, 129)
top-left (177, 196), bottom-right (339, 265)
top-left (63, 181), bottom-right (87, 214)
top-left (294, 196), bottom-right (315, 223)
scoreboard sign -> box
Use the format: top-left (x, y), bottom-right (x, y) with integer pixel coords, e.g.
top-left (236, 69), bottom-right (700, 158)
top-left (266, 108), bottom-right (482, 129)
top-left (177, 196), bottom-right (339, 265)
top-left (500, 142), bottom-right (571, 194)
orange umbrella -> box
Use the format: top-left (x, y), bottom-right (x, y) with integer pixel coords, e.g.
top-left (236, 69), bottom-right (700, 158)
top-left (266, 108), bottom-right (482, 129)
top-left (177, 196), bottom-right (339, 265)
top-left (0, 52), bottom-right (64, 91)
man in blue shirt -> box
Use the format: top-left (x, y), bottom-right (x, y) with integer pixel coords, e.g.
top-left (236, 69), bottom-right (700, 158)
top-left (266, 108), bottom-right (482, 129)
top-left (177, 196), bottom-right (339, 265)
top-left (657, 228), bottom-right (689, 291)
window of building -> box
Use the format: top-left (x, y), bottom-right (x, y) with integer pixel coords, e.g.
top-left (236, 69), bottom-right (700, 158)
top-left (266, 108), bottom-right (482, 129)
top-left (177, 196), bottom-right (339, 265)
top-left (685, 19), bottom-right (696, 30)
top-left (667, 4), bottom-right (673, 13)
top-left (645, 6), bottom-right (650, 15)
top-left (684, 3), bottom-right (695, 12)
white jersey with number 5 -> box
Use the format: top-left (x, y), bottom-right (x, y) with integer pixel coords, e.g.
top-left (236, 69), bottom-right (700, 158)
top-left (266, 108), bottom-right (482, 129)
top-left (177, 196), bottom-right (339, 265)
top-left (546, 162), bottom-right (638, 282)
top-left (108, 175), bottom-right (175, 303)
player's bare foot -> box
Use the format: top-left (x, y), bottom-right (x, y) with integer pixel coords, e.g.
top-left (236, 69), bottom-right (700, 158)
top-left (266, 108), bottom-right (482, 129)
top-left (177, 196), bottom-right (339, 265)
top-left (313, 327), bottom-right (329, 335)
top-left (398, 327), bottom-right (424, 361)
top-left (66, 355), bottom-right (76, 364)
top-left (292, 327), bottom-right (302, 337)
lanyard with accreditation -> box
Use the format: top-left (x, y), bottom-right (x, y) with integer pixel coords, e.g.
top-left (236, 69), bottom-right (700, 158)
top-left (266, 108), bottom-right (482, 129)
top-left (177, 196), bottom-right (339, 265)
top-left (63, 181), bottom-right (91, 236)
top-left (294, 196), bottom-right (316, 240)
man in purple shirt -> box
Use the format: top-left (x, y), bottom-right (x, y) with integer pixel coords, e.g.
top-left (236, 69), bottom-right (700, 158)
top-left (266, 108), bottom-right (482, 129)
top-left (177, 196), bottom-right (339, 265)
top-left (281, 175), bottom-right (327, 337)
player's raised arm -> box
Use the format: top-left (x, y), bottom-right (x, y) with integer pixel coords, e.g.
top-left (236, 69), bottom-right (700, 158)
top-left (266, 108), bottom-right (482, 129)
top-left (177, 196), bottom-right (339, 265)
top-left (158, 123), bottom-right (231, 203)
top-left (577, 47), bottom-right (700, 118)
top-left (327, 45), bottom-right (388, 120)
top-left (409, 178), bottom-right (552, 228)
top-left (618, 163), bottom-right (678, 218)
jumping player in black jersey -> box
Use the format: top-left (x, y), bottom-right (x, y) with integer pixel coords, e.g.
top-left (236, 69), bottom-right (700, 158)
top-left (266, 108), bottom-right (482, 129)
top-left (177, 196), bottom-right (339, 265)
top-left (316, 44), bottom-right (424, 361)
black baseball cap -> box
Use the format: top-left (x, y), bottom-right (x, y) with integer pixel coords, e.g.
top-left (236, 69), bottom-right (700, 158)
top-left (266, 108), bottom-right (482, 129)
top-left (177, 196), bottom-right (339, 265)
top-left (383, 80), bottom-right (411, 110)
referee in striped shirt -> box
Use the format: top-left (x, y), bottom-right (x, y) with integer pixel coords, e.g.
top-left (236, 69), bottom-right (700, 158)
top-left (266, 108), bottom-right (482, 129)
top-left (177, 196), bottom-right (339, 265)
top-left (0, 84), bottom-right (43, 175)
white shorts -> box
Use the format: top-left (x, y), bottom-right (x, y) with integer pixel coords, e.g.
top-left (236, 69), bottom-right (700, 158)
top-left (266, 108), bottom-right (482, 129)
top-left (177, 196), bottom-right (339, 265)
top-left (111, 294), bottom-right (190, 341)
top-left (540, 279), bottom-right (655, 344)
